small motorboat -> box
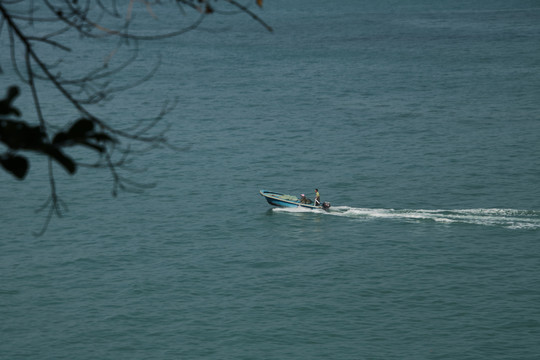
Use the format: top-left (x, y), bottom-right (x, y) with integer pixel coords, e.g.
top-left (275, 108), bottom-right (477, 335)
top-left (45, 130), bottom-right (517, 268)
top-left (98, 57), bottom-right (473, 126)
top-left (260, 190), bottom-right (331, 210)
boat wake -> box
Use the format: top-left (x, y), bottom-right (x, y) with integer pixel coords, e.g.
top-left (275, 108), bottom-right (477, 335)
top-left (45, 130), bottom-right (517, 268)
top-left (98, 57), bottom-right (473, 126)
top-left (273, 206), bottom-right (540, 230)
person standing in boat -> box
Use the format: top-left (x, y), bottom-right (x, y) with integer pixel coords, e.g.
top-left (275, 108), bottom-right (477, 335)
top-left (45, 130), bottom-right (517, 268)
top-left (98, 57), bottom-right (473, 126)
top-left (315, 189), bottom-right (321, 206)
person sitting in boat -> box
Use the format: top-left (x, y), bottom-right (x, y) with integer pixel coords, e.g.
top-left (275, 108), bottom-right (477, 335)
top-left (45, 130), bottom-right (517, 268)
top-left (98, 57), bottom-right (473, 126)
top-left (299, 194), bottom-right (312, 204)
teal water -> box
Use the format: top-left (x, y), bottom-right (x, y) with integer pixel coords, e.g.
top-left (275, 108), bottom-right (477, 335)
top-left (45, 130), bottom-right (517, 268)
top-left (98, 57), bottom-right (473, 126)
top-left (2, 1), bottom-right (540, 359)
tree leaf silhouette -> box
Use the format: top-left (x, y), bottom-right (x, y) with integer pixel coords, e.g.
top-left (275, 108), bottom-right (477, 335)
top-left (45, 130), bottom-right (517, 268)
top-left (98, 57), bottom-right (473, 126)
top-left (0, 153), bottom-right (29, 180)
top-left (0, 119), bottom-right (76, 174)
top-left (53, 118), bottom-right (116, 153)
top-left (0, 86), bottom-right (21, 117)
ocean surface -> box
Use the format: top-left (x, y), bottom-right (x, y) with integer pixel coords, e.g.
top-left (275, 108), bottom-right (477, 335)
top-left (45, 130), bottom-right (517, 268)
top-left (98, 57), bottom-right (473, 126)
top-left (1, 0), bottom-right (540, 359)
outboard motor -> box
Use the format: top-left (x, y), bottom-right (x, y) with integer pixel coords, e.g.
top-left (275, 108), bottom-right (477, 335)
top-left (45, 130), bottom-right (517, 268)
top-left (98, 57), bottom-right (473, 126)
top-left (322, 201), bottom-right (331, 210)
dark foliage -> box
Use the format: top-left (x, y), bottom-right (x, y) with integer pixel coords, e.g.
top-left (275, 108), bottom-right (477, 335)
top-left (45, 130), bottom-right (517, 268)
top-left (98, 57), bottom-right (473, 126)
top-left (0, 0), bottom-right (270, 235)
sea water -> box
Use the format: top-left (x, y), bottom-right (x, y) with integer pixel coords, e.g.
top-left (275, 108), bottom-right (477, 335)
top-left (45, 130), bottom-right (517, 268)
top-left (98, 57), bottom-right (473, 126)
top-left (1, 0), bottom-right (540, 359)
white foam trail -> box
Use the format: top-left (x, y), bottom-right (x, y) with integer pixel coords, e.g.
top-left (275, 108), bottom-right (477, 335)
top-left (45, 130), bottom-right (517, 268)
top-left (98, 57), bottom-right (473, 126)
top-left (272, 207), bottom-right (324, 214)
top-left (277, 206), bottom-right (540, 229)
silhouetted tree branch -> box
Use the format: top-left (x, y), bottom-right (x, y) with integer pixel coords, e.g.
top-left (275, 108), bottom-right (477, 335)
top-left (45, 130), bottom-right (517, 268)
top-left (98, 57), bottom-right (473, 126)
top-left (0, 0), bottom-right (271, 235)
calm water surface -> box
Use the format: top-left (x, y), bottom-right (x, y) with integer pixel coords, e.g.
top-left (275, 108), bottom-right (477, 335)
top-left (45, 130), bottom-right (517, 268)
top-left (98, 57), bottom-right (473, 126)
top-left (1, 1), bottom-right (540, 359)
